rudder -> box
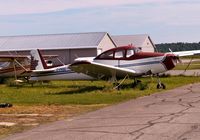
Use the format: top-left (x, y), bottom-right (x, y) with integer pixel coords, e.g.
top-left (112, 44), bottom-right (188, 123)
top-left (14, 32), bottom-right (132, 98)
top-left (30, 49), bottom-right (48, 70)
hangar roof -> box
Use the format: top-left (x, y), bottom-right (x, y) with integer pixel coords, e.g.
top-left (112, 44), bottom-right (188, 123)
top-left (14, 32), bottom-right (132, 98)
top-left (111, 34), bottom-right (155, 48)
top-left (0, 32), bottom-right (108, 51)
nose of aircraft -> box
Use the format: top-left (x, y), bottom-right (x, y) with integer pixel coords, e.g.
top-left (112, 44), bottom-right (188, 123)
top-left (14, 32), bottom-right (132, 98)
top-left (162, 54), bottom-right (178, 70)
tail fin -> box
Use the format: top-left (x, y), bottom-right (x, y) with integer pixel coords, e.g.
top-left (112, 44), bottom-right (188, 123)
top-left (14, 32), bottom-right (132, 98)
top-left (30, 49), bottom-right (48, 70)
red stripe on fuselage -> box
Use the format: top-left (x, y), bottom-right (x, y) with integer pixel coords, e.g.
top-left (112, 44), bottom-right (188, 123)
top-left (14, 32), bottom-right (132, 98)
top-left (127, 52), bottom-right (164, 60)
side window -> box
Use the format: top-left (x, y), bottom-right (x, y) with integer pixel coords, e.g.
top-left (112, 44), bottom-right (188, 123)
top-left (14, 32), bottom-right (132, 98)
top-left (126, 49), bottom-right (134, 58)
top-left (136, 47), bottom-right (142, 52)
top-left (114, 50), bottom-right (124, 58)
top-left (98, 50), bottom-right (114, 59)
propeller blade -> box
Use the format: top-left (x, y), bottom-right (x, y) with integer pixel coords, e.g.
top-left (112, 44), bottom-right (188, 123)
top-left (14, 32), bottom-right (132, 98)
top-left (177, 57), bottom-right (182, 63)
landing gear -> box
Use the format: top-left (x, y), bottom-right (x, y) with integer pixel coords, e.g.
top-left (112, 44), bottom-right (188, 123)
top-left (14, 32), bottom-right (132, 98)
top-left (157, 83), bottom-right (166, 89)
top-left (156, 75), bottom-right (166, 89)
top-left (132, 78), bottom-right (141, 88)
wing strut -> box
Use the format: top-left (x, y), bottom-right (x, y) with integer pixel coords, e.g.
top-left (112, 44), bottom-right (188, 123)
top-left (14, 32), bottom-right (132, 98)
top-left (14, 59), bottom-right (29, 71)
top-left (184, 57), bottom-right (193, 72)
top-left (12, 59), bottom-right (26, 83)
top-left (12, 61), bottom-right (17, 80)
top-left (113, 74), bottom-right (129, 90)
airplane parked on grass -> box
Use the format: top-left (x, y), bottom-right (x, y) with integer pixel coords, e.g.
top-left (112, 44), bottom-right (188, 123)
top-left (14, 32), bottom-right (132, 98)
top-left (29, 50), bottom-right (93, 81)
top-left (69, 45), bottom-right (200, 89)
top-left (0, 50), bottom-right (92, 82)
top-left (0, 53), bottom-right (58, 82)
top-left (0, 55), bottom-right (30, 79)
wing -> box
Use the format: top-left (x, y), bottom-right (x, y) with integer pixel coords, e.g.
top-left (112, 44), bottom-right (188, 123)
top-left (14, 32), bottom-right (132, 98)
top-left (0, 54), bottom-right (58, 62)
top-left (69, 61), bottom-right (141, 80)
top-left (0, 55), bottom-right (28, 62)
top-left (167, 50), bottom-right (200, 57)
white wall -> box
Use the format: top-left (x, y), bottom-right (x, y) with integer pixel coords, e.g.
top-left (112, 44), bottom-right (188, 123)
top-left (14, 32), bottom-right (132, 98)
top-left (141, 38), bottom-right (155, 52)
top-left (98, 34), bottom-right (116, 53)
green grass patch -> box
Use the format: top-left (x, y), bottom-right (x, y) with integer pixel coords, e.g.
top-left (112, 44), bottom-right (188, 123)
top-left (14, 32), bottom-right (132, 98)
top-left (173, 64), bottom-right (200, 70)
top-left (0, 76), bottom-right (200, 106)
top-left (181, 55), bottom-right (200, 59)
top-left (173, 58), bottom-right (200, 70)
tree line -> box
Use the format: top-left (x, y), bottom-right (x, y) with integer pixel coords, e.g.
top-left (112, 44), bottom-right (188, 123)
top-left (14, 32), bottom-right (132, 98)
top-left (156, 42), bottom-right (200, 52)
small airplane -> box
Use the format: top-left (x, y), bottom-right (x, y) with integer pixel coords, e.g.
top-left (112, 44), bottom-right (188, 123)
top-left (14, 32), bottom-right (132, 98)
top-left (69, 45), bottom-right (200, 89)
top-left (0, 55), bottom-right (31, 80)
top-left (29, 50), bottom-right (93, 81)
top-left (0, 53), bottom-right (58, 82)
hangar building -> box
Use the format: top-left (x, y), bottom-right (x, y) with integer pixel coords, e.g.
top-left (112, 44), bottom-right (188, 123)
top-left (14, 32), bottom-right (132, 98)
top-left (0, 32), bottom-right (116, 65)
top-left (0, 32), bottom-right (157, 66)
top-left (111, 34), bottom-right (157, 52)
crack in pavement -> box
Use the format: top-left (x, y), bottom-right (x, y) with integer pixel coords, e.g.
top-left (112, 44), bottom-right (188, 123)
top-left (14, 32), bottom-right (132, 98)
top-left (177, 124), bottom-right (200, 140)
top-left (132, 132), bottom-right (144, 140)
top-left (127, 84), bottom-right (200, 139)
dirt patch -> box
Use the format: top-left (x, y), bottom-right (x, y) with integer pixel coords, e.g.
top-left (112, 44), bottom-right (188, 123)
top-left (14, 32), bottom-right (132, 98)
top-left (0, 104), bottom-right (106, 139)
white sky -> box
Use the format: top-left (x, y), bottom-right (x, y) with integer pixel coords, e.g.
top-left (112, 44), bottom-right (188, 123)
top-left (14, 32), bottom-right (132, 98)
top-left (0, 0), bottom-right (200, 43)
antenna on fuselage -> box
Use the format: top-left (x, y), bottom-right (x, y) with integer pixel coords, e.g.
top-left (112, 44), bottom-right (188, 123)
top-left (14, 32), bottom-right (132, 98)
top-left (169, 48), bottom-right (173, 53)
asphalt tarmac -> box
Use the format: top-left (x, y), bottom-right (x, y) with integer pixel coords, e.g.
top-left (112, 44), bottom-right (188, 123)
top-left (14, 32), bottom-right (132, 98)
top-left (165, 70), bottom-right (200, 76)
top-left (4, 83), bottom-right (200, 140)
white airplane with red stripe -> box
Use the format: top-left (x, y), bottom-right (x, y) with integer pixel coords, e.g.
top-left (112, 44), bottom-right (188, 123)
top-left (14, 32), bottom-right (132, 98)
top-left (69, 45), bottom-right (200, 89)
top-left (29, 50), bottom-right (93, 81)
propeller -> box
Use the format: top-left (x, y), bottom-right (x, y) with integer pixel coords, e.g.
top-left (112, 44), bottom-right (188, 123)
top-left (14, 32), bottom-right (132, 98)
top-left (168, 48), bottom-right (194, 73)
top-left (168, 48), bottom-right (182, 64)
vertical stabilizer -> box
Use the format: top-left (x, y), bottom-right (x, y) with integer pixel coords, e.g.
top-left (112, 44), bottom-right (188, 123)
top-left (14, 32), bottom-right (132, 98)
top-left (30, 49), bottom-right (48, 70)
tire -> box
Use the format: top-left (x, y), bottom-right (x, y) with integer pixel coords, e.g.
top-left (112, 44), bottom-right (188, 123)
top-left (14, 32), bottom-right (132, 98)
top-left (157, 83), bottom-right (166, 89)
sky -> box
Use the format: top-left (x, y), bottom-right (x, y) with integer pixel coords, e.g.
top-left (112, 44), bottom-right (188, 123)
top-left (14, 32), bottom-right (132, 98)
top-left (0, 0), bottom-right (200, 43)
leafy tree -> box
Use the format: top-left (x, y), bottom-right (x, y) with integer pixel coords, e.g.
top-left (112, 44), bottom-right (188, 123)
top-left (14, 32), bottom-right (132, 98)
top-left (156, 42), bottom-right (200, 52)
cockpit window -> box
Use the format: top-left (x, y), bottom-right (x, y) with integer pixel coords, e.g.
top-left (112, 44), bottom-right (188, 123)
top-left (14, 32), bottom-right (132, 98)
top-left (126, 49), bottom-right (134, 58)
top-left (98, 50), bottom-right (114, 59)
top-left (114, 50), bottom-right (125, 58)
top-left (135, 47), bottom-right (141, 53)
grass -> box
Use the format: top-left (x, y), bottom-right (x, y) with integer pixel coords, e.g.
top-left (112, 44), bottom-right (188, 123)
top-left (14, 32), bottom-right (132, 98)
top-left (1, 76), bottom-right (200, 106)
top-left (173, 64), bottom-right (200, 70)
top-left (181, 55), bottom-right (200, 59)
top-left (0, 76), bottom-right (200, 138)
top-left (0, 104), bottom-right (104, 139)
top-left (173, 58), bottom-right (200, 70)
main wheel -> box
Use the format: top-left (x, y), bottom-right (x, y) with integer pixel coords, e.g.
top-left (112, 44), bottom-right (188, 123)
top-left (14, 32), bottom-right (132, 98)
top-left (157, 83), bottom-right (166, 89)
